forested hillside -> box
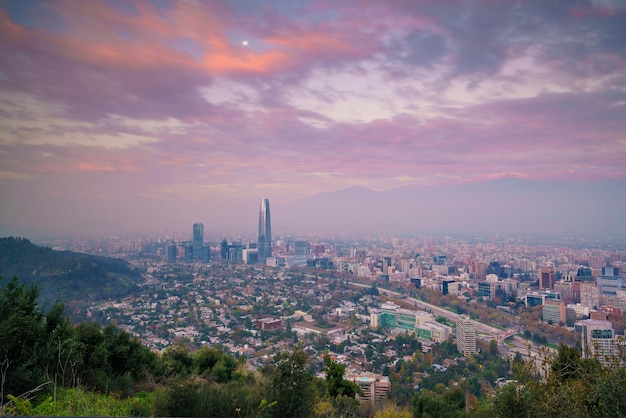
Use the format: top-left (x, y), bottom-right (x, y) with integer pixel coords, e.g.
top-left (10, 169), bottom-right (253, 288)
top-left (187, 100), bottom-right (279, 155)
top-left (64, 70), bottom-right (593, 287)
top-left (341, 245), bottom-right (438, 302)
top-left (0, 237), bottom-right (142, 302)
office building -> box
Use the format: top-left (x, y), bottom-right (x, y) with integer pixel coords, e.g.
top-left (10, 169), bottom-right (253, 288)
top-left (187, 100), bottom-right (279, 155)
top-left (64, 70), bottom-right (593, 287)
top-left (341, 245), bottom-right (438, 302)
top-left (580, 282), bottom-right (600, 310)
top-left (419, 322), bottom-right (452, 343)
top-left (294, 240), bottom-right (311, 257)
top-left (442, 279), bottom-right (458, 296)
top-left (193, 222), bottom-right (203, 260)
top-left (576, 319), bottom-right (620, 366)
top-left (523, 290), bottom-right (561, 307)
top-left (220, 239), bottom-right (228, 259)
top-left (228, 244), bottom-right (243, 262)
top-left (543, 299), bottom-right (566, 324)
top-left (242, 248), bottom-right (258, 264)
top-left (576, 266), bottom-right (594, 282)
top-left (487, 261), bottom-right (502, 278)
top-left (201, 245), bottom-right (211, 263)
top-left (554, 280), bottom-right (573, 301)
top-left (456, 315), bottom-right (477, 356)
top-left (166, 240), bottom-right (177, 263)
top-left (597, 267), bottom-right (624, 298)
top-left (258, 198), bottom-right (272, 262)
top-left (539, 268), bottom-right (556, 290)
top-left (183, 242), bottom-right (193, 263)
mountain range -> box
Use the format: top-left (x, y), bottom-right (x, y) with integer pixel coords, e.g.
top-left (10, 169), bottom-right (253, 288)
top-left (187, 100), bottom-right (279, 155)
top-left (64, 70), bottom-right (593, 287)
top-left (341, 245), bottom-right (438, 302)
top-left (273, 179), bottom-right (626, 237)
top-left (1, 179), bottom-right (624, 238)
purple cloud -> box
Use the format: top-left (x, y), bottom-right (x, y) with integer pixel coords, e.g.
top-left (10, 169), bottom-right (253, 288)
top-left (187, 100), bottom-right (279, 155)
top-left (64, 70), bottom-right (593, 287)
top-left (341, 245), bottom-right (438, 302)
top-left (0, 0), bottom-right (625, 236)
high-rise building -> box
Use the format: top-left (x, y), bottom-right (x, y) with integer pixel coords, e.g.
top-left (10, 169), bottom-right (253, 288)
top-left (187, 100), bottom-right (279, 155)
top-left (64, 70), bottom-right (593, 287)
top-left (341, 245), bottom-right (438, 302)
top-left (580, 282), bottom-right (600, 310)
top-left (193, 222), bottom-right (204, 260)
top-left (456, 315), bottom-right (477, 356)
top-left (201, 245), bottom-right (211, 263)
top-left (183, 242), bottom-right (193, 263)
top-left (258, 198), bottom-right (272, 262)
top-left (294, 240), bottom-right (310, 257)
top-left (220, 239), bottom-right (228, 259)
top-left (576, 319), bottom-right (620, 366)
top-left (166, 240), bottom-right (177, 263)
top-left (539, 268), bottom-right (556, 290)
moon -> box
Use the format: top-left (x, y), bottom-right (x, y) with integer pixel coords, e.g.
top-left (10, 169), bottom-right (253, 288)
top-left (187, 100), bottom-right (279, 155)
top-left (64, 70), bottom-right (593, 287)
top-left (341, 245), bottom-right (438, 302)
top-left (242, 40), bottom-right (249, 46)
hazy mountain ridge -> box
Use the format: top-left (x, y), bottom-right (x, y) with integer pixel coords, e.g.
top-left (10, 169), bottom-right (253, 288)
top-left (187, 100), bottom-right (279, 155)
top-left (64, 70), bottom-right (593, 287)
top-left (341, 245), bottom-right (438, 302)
top-left (274, 179), bottom-right (626, 236)
top-left (0, 237), bottom-right (143, 303)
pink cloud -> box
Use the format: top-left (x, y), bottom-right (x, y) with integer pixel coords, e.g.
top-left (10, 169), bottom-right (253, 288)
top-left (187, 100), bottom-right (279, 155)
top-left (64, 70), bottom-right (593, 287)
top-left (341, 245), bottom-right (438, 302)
top-left (75, 162), bottom-right (116, 173)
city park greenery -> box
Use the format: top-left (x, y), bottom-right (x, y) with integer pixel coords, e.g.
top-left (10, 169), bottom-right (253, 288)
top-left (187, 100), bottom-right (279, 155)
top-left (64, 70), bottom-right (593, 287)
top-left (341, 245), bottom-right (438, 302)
top-left (2, 275), bottom-right (626, 417)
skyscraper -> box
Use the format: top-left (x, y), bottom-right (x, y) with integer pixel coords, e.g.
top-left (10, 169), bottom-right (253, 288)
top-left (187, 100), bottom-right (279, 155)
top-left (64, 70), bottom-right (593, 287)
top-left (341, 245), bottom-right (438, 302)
top-left (258, 198), bottom-right (272, 262)
top-left (193, 222), bottom-right (203, 260)
top-left (166, 240), bottom-right (177, 264)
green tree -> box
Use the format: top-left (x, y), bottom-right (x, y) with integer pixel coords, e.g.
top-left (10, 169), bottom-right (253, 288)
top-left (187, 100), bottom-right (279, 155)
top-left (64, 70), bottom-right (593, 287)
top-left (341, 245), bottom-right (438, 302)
top-left (492, 344), bottom-right (626, 418)
top-left (0, 276), bottom-right (68, 402)
top-left (161, 343), bottom-right (195, 377)
top-left (550, 343), bottom-right (581, 381)
top-left (492, 383), bottom-right (534, 418)
top-left (269, 349), bottom-right (314, 418)
top-left (323, 355), bottom-right (361, 399)
top-left (193, 346), bottom-right (223, 376)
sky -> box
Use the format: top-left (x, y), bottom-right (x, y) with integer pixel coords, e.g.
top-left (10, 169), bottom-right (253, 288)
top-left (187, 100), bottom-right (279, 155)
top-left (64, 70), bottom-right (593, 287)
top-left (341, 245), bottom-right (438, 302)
top-left (1, 0), bottom-right (625, 238)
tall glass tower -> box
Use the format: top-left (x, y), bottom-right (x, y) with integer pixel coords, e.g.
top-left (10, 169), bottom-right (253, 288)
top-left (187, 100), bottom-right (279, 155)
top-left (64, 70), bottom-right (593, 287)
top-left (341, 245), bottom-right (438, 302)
top-left (192, 222), bottom-right (203, 260)
top-left (258, 198), bottom-right (272, 262)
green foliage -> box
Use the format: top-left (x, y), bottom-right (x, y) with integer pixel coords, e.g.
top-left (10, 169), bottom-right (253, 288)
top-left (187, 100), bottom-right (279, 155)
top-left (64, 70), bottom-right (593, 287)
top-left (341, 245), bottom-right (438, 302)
top-left (73, 322), bottom-right (158, 394)
top-left (0, 237), bottom-right (142, 304)
top-left (0, 275), bottom-right (159, 408)
top-left (194, 346), bottom-right (223, 375)
top-left (161, 344), bottom-right (195, 377)
top-left (153, 376), bottom-right (271, 418)
top-left (365, 284), bottom-right (380, 296)
top-left (492, 383), bottom-right (534, 418)
top-left (492, 344), bottom-right (626, 418)
top-left (269, 349), bottom-right (314, 418)
top-left (153, 379), bottom-right (201, 417)
top-left (323, 355), bottom-right (361, 399)
top-left (3, 394), bottom-right (35, 415)
top-left (0, 276), bottom-right (71, 403)
top-left (29, 388), bottom-right (139, 416)
top-left (412, 386), bottom-right (468, 418)
top-left (550, 343), bottom-right (586, 381)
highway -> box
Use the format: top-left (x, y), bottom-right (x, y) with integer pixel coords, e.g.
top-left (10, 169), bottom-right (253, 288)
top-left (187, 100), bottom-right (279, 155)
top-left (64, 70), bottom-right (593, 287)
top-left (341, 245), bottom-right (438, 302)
top-left (348, 281), bottom-right (501, 336)
top-left (349, 281), bottom-right (554, 361)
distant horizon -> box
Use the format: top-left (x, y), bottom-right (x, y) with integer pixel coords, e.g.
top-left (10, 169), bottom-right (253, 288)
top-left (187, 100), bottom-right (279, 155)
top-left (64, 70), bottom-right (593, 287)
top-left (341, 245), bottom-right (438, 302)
top-left (2, 178), bottom-right (625, 243)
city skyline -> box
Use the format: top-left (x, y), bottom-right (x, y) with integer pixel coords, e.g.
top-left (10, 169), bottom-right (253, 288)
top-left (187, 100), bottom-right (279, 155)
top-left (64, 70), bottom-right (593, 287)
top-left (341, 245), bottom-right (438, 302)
top-left (1, 1), bottom-right (625, 237)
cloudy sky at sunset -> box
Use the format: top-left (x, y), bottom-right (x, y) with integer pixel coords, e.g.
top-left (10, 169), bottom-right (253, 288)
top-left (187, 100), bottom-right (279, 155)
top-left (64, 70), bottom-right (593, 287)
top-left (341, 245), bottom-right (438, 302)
top-left (1, 0), bottom-right (625, 237)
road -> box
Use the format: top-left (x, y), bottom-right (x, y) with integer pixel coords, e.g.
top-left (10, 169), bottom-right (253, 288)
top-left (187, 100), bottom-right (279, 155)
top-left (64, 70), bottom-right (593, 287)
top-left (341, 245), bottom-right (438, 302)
top-left (349, 281), bottom-right (554, 360)
top-left (348, 281), bottom-right (501, 336)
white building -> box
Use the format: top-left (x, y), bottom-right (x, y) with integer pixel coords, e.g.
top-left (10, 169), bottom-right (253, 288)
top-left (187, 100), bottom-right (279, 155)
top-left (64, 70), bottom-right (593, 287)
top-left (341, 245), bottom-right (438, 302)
top-left (347, 373), bottom-right (390, 404)
top-left (576, 319), bottom-right (620, 366)
top-left (456, 315), bottom-right (477, 356)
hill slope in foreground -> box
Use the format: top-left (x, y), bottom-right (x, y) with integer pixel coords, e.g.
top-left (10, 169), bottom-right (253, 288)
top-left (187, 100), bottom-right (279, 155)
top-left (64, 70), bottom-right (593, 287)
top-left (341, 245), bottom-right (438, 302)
top-left (0, 237), bottom-right (142, 304)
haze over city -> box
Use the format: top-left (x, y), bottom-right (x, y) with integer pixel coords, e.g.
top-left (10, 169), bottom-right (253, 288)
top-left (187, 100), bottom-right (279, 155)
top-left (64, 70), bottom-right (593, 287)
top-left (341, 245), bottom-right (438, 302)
top-left (1, 0), bottom-right (625, 238)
